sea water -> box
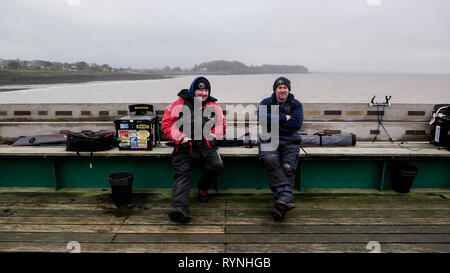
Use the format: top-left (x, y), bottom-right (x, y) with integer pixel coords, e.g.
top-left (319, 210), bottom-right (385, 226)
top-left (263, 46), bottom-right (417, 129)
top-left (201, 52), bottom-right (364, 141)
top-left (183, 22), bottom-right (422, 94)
top-left (0, 73), bottom-right (449, 104)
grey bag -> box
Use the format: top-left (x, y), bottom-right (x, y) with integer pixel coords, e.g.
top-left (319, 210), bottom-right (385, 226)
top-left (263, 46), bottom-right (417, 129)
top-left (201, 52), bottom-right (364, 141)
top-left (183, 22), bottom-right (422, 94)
top-left (300, 133), bottom-right (356, 147)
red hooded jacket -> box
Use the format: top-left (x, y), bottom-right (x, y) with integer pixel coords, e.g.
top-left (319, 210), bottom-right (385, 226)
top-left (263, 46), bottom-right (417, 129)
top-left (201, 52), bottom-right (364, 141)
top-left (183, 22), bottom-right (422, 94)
top-left (162, 89), bottom-right (226, 145)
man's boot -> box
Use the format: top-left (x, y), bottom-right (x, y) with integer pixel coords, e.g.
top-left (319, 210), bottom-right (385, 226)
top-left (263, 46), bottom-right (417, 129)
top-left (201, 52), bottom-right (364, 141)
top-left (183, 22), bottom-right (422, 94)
top-left (271, 198), bottom-right (295, 221)
top-left (197, 190), bottom-right (209, 203)
top-left (168, 206), bottom-right (191, 223)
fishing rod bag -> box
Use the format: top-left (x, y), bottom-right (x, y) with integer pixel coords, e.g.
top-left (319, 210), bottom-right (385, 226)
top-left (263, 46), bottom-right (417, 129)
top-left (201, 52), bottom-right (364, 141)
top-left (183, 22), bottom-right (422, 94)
top-left (299, 133), bottom-right (356, 147)
top-left (66, 130), bottom-right (115, 153)
top-left (164, 133), bottom-right (356, 147)
top-left (12, 134), bottom-right (66, 146)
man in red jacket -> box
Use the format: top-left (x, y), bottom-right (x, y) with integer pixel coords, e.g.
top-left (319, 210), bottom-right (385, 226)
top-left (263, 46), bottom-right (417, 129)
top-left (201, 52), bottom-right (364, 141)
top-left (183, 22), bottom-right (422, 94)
top-left (162, 76), bottom-right (226, 223)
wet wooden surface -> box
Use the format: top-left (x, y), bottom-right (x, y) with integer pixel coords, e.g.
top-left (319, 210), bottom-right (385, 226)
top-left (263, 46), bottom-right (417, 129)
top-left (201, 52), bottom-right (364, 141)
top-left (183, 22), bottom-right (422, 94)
top-left (0, 189), bottom-right (449, 253)
top-left (2, 142), bottom-right (450, 157)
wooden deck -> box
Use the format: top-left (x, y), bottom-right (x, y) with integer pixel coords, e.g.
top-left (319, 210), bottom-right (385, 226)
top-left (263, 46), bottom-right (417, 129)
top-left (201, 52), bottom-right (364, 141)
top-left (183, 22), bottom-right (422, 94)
top-left (0, 189), bottom-right (449, 253)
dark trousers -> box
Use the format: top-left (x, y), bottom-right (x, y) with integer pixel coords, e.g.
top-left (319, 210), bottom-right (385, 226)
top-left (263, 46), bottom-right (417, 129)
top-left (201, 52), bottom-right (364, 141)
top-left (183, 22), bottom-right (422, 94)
top-left (259, 134), bottom-right (301, 202)
top-left (171, 145), bottom-right (224, 208)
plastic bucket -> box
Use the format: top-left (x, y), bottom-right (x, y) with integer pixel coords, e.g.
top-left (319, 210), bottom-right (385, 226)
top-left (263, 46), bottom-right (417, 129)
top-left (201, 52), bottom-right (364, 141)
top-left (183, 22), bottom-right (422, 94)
top-left (109, 172), bottom-right (133, 207)
top-left (392, 164), bottom-right (418, 193)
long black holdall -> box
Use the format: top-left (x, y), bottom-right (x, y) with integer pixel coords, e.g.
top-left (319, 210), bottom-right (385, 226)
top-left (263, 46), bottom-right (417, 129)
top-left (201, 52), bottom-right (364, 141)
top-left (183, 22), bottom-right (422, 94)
top-left (66, 130), bottom-right (115, 168)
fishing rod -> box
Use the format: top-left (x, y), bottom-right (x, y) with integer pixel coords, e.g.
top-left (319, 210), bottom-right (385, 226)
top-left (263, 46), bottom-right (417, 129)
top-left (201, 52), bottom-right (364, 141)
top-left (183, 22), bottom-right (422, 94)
top-left (370, 96), bottom-right (393, 143)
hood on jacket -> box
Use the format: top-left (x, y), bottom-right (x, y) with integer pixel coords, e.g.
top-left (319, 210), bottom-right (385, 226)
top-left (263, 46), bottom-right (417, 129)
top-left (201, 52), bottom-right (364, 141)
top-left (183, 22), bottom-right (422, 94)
top-left (177, 89), bottom-right (217, 103)
top-left (188, 76), bottom-right (211, 98)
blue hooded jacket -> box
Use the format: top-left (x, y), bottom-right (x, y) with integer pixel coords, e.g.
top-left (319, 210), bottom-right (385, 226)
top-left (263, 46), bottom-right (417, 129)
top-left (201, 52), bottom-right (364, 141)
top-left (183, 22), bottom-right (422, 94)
top-left (258, 92), bottom-right (303, 134)
top-left (188, 76), bottom-right (211, 98)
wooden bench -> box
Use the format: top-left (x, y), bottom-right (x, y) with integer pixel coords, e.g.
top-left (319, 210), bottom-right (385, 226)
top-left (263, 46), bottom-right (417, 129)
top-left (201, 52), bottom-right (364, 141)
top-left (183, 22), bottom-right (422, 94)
top-left (1, 142), bottom-right (449, 191)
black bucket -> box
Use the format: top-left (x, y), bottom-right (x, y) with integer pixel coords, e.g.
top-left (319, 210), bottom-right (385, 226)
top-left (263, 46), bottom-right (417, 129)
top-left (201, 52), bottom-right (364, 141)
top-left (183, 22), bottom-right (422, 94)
top-left (392, 164), bottom-right (418, 193)
top-left (109, 172), bottom-right (133, 207)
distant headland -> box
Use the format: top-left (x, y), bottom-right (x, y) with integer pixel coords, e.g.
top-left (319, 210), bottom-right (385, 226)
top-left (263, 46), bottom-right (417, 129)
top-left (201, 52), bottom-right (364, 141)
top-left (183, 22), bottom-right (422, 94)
top-left (0, 58), bottom-right (308, 86)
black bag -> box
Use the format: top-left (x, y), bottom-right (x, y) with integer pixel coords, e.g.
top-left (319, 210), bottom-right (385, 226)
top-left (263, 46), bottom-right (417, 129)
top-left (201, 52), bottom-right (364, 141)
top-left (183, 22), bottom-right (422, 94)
top-left (429, 104), bottom-right (450, 150)
top-left (66, 130), bottom-right (115, 153)
top-left (66, 130), bottom-right (115, 168)
top-left (300, 132), bottom-right (357, 147)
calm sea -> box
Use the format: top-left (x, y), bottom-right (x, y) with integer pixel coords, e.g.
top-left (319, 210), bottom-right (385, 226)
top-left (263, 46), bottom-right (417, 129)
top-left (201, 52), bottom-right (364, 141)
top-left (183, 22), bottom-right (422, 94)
top-left (0, 73), bottom-right (449, 104)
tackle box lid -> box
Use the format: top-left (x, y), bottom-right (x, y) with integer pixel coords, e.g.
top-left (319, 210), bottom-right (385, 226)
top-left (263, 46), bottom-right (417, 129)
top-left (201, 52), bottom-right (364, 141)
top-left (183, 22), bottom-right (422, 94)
top-left (114, 115), bottom-right (157, 122)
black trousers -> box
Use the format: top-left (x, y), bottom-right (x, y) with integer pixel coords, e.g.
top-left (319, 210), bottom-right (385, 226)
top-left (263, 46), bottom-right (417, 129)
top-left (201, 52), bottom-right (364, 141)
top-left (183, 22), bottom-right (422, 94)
top-left (171, 144), bottom-right (224, 208)
top-left (259, 133), bottom-right (301, 202)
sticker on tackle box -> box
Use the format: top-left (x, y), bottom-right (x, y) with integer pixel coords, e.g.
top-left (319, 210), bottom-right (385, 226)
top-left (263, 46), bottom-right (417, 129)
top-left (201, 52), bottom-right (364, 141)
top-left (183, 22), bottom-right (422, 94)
top-left (129, 130), bottom-right (138, 138)
top-left (118, 130), bottom-right (130, 139)
top-left (130, 137), bottom-right (138, 149)
top-left (136, 124), bottom-right (149, 129)
top-left (138, 130), bottom-right (150, 139)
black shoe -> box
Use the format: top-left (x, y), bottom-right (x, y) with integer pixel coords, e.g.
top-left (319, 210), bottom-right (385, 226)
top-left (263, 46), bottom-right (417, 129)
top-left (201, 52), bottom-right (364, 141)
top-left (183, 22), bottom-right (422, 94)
top-left (276, 198), bottom-right (295, 210)
top-left (198, 190), bottom-right (209, 202)
top-left (168, 207), bottom-right (191, 223)
top-left (271, 198), bottom-right (295, 221)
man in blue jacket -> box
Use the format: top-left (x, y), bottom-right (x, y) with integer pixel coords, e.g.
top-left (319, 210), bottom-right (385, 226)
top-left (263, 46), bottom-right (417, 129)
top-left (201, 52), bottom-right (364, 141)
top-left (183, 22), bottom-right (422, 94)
top-left (258, 77), bottom-right (303, 221)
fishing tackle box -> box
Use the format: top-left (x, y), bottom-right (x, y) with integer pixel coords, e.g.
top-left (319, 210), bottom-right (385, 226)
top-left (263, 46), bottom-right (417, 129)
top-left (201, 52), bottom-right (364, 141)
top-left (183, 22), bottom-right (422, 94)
top-left (114, 104), bottom-right (158, 150)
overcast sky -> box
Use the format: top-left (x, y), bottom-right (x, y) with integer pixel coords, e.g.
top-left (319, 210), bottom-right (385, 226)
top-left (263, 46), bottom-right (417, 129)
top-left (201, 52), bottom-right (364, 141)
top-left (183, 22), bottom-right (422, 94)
top-left (1, 0), bottom-right (449, 73)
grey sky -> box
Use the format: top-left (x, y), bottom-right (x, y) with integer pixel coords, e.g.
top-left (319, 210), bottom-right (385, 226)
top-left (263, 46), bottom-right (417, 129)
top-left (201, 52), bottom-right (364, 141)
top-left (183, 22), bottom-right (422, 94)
top-left (1, 0), bottom-right (449, 73)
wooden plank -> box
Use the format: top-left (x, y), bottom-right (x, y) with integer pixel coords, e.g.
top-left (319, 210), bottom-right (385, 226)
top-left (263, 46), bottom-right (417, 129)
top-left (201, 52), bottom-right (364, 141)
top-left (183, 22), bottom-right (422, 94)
top-left (0, 192), bottom-right (448, 204)
top-left (0, 192), bottom-right (171, 204)
top-left (0, 209), bottom-right (109, 217)
top-left (223, 197), bottom-right (450, 205)
top-left (0, 224), bottom-right (224, 234)
top-left (226, 225), bottom-right (450, 234)
top-left (0, 216), bottom-right (126, 225)
top-left (125, 215), bottom-right (224, 225)
top-left (226, 210), bottom-right (450, 218)
top-left (0, 224), bottom-right (121, 233)
top-left (0, 242), bottom-right (225, 253)
top-left (0, 203), bottom-right (117, 210)
top-left (0, 232), bottom-right (115, 243)
top-left (226, 243), bottom-right (450, 253)
top-left (116, 225), bottom-right (224, 234)
top-left (1, 200), bottom-right (448, 212)
top-left (0, 192), bottom-right (225, 205)
top-left (114, 233), bottom-right (227, 243)
top-left (226, 217), bottom-right (450, 225)
top-left (0, 208), bottom-right (224, 217)
top-left (151, 202), bottom-right (450, 211)
top-left (113, 233), bottom-right (450, 243)
top-left (1, 241), bottom-right (447, 253)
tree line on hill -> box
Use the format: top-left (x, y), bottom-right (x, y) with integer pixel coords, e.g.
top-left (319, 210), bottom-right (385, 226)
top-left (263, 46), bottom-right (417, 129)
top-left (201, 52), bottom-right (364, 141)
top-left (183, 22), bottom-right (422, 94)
top-left (194, 60), bottom-right (308, 74)
top-left (0, 58), bottom-right (308, 74)
top-left (0, 59), bottom-right (116, 72)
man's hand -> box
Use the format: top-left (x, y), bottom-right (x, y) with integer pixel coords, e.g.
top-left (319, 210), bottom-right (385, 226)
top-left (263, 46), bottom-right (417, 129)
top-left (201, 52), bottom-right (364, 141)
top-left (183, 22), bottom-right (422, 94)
top-left (181, 137), bottom-right (191, 144)
top-left (286, 115), bottom-right (291, 121)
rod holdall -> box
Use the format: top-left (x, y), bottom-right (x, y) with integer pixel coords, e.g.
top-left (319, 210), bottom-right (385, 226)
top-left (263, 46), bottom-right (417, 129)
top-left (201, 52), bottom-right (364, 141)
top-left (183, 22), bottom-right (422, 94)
top-left (300, 132), bottom-right (356, 147)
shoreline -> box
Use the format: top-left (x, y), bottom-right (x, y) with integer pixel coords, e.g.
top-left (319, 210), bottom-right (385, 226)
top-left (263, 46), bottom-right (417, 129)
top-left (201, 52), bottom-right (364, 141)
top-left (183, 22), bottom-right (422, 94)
top-left (0, 70), bottom-right (310, 87)
top-left (0, 70), bottom-right (172, 87)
